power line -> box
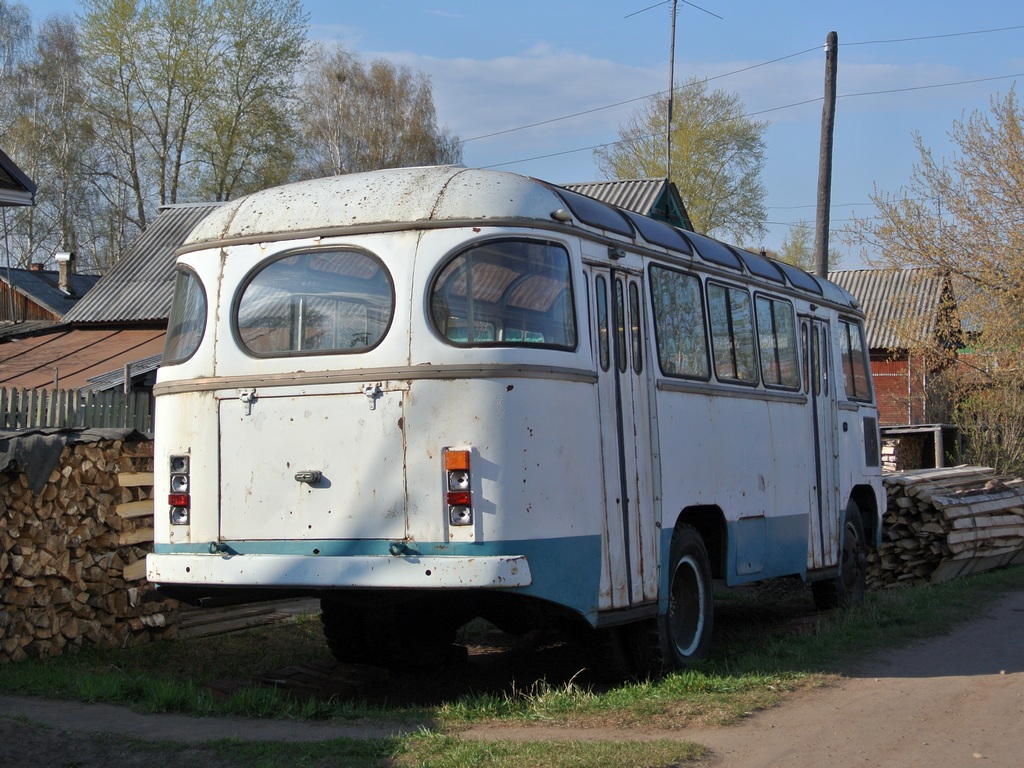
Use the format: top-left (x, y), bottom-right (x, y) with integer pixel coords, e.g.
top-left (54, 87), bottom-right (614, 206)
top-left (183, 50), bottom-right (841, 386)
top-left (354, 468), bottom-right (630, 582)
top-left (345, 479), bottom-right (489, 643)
top-left (464, 24), bottom-right (1023, 148)
top-left (845, 24), bottom-right (1024, 47)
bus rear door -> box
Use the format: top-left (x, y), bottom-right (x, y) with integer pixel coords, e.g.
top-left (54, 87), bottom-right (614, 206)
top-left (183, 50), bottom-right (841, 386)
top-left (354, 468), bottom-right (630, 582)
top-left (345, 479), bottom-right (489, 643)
top-left (588, 260), bottom-right (659, 611)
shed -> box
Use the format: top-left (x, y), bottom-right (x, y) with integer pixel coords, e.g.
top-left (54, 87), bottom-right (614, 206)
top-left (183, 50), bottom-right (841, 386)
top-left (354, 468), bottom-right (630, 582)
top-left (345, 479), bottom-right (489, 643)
top-left (830, 267), bottom-right (962, 428)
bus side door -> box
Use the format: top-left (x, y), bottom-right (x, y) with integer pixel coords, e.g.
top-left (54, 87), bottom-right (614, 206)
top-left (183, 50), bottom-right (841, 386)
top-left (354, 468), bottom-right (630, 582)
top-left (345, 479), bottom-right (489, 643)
top-left (802, 316), bottom-right (842, 569)
top-left (588, 261), bottom-right (659, 610)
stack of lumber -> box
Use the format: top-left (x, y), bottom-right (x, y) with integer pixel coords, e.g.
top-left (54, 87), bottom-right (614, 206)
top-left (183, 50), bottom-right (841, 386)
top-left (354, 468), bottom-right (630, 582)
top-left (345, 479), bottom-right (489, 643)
top-left (0, 437), bottom-right (178, 662)
top-left (868, 466), bottom-right (1024, 589)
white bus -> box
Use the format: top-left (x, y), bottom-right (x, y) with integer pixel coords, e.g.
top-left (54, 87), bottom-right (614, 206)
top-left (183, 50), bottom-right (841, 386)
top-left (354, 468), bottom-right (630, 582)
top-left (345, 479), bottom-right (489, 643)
top-left (147, 166), bottom-right (884, 673)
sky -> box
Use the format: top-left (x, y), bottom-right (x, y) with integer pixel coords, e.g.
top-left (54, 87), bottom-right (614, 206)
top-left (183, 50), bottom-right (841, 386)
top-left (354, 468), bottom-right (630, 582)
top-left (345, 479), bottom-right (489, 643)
top-left (22, 1), bottom-right (1024, 267)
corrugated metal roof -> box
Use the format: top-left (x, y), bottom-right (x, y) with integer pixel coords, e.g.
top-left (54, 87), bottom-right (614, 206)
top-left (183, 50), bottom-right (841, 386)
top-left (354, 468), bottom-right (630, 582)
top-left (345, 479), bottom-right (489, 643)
top-left (0, 146), bottom-right (36, 206)
top-left (562, 179), bottom-right (666, 214)
top-left (82, 352), bottom-right (162, 393)
top-left (63, 202), bottom-right (222, 324)
top-left (0, 267), bottom-right (100, 317)
top-left (561, 178), bottom-right (693, 230)
top-left (0, 328), bottom-right (166, 389)
top-left (829, 268), bottom-right (956, 350)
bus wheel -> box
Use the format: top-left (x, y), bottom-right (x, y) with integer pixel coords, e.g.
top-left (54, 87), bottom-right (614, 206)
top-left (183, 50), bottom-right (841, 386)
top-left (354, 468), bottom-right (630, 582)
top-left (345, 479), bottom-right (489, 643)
top-left (663, 525), bottom-right (714, 666)
top-left (812, 506), bottom-right (867, 611)
top-left (633, 524), bottom-right (713, 673)
top-left (320, 598), bottom-right (372, 663)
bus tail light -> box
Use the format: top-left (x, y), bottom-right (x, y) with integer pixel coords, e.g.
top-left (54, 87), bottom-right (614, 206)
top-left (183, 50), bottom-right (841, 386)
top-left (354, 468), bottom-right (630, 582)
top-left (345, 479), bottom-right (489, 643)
top-left (169, 454), bottom-right (190, 525)
top-left (445, 449), bottom-right (473, 526)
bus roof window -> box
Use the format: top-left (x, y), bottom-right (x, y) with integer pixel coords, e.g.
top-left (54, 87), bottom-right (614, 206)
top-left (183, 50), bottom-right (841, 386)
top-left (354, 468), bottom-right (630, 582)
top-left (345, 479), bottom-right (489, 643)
top-left (682, 231), bottom-right (743, 271)
top-left (774, 261), bottom-right (824, 295)
top-left (550, 187), bottom-right (634, 238)
top-left (734, 248), bottom-right (786, 284)
top-left (622, 210), bottom-right (694, 254)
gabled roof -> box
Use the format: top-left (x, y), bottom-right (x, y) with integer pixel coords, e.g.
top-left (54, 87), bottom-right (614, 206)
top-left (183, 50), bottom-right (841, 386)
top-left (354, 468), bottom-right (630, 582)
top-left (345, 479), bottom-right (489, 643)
top-left (0, 147), bottom-right (36, 207)
top-left (829, 268), bottom-right (961, 350)
top-left (63, 202), bottom-right (222, 324)
top-left (561, 178), bottom-right (693, 231)
top-left (0, 267), bottom-right (100, 318)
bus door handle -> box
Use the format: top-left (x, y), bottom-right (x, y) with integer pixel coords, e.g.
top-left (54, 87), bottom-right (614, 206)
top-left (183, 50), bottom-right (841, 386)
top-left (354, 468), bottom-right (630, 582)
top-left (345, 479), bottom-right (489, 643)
top-left (295, 470), bottom-right (322, 484)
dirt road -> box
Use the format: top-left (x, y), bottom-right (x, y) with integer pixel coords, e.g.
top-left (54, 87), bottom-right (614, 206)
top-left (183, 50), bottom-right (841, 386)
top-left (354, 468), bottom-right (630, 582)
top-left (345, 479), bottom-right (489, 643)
top-left (2, 588), bottom-right (1023, 767)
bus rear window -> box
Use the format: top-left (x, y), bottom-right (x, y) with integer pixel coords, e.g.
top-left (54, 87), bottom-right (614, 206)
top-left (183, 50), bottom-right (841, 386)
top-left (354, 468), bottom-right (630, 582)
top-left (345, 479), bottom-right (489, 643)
top-left (163, 267), bottom-right (207, 365)
top-left (235, 249), bottom-right (394, 356)
top-left (430, 239), bottom-right (576, 349)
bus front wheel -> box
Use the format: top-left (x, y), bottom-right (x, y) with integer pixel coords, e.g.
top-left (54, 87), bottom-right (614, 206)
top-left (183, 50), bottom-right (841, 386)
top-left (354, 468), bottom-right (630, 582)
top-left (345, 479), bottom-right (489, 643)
top-left (811, 505), bottom-right (867, 611)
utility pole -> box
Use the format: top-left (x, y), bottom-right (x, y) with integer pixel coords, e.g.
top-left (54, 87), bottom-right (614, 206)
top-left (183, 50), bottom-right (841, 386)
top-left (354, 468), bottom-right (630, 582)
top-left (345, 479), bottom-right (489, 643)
top-left (666, 0), bottom-right (678, 186)
top-left (814, 30), bottom-right (838, 278)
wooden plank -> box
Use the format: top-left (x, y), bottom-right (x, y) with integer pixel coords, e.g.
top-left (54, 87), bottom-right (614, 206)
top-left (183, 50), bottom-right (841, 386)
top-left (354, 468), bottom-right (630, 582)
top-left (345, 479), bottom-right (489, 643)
top-left (118, 472), bottom-right (155, 487)
top-left (950, 514), bottom-right (1024, 530)
top-left (177, 612), bottom-right (293, 639)
top-left (115, 500), bottom-right (155, 519)
top-left (947, 526), bottom-right (1024, 546)
top-left (118, 527), bottom-right (155, 546)
top-left (122, 559), bottom-right (148, 581)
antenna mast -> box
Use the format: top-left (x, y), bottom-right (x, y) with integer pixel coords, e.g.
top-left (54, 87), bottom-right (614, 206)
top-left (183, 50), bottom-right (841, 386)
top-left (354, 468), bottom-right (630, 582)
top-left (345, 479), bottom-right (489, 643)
top-left (666, 0), bottom-right (678, 185)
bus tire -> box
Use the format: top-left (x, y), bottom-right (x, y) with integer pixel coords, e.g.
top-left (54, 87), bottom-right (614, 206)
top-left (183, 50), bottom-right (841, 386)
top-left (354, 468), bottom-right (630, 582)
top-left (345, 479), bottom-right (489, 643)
top-left (633, 524), bottom-right (713, 673)
top-left (812, 505), bottom-right (867, 611)
top-left (320, 598), bottom-right (372, 664)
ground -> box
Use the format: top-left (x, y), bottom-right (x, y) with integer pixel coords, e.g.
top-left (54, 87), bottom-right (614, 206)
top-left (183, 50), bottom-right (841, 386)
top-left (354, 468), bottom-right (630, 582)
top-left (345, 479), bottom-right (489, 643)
top-left (2, 587), bottom-right (1023, 767)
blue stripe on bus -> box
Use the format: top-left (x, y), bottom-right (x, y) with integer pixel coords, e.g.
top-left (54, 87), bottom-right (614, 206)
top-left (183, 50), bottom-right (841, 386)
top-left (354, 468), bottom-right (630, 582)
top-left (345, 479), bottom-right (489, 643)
top-left (658, 512), bottom-right (809, 611)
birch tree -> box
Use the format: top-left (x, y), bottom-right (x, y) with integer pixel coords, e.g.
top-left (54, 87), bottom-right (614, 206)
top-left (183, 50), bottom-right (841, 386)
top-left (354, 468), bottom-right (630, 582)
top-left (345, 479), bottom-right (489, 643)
top-left (297, 45), bottom-right (462, 177)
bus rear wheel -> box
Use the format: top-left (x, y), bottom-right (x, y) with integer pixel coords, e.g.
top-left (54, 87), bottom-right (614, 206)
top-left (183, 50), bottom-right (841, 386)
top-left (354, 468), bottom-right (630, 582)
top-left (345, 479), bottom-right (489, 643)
top-left (633, 524), bottom-right (713, 674)
top-left (812, 505), bottom-right (867, 611)
top-left (320, 598), bottom-right (374, 664)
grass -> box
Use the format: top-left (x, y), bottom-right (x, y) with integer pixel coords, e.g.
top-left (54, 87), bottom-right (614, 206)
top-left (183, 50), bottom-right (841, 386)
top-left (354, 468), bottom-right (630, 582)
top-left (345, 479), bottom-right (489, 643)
top-left (2, 566), bottom-right (1023, 767)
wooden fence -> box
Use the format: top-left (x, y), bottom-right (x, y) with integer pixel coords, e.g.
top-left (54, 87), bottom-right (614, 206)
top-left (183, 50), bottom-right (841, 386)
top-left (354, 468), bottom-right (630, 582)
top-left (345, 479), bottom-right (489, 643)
top-left (0, 387), bottom-right (153, 433)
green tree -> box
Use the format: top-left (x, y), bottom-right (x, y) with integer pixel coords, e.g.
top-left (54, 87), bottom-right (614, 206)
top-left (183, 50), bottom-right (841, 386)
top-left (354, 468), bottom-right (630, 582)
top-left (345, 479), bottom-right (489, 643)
top-left (777, 220), bottom-right (813, 270)
top-left (594, 77), bottom-right (768, 244)
top-left (846, 87), bottom-right (1024, 474)
top-left (191, 0), bottom-right (306, 200)
top-left (297, 45), bottom-right (462, 177)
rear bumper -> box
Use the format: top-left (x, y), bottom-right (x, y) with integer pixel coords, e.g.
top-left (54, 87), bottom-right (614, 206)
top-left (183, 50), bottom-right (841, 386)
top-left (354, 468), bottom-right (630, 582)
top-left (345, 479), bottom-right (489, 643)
top-left (146, 552), bottom-right (532, 589)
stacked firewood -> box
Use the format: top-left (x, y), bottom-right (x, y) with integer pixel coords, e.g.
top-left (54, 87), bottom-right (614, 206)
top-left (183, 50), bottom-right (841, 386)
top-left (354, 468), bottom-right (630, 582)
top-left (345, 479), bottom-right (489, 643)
top-left (0, 437), bottom-right (178, 663)
top-left (868, 466), bottom-right (1024, 589)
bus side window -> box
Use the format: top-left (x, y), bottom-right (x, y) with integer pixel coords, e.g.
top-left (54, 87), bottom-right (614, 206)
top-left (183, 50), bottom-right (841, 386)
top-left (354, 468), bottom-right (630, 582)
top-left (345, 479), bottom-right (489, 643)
top-left (755, 295), bottom-right (800, 389)
top-left (649, 265), bottom-right (709, 380)
top-left (708, 282), bottom-right (758, 384)
top-left (839, 319), bottom-right (872, 401)
top-left (430, 239), bottom-right (577, 349)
